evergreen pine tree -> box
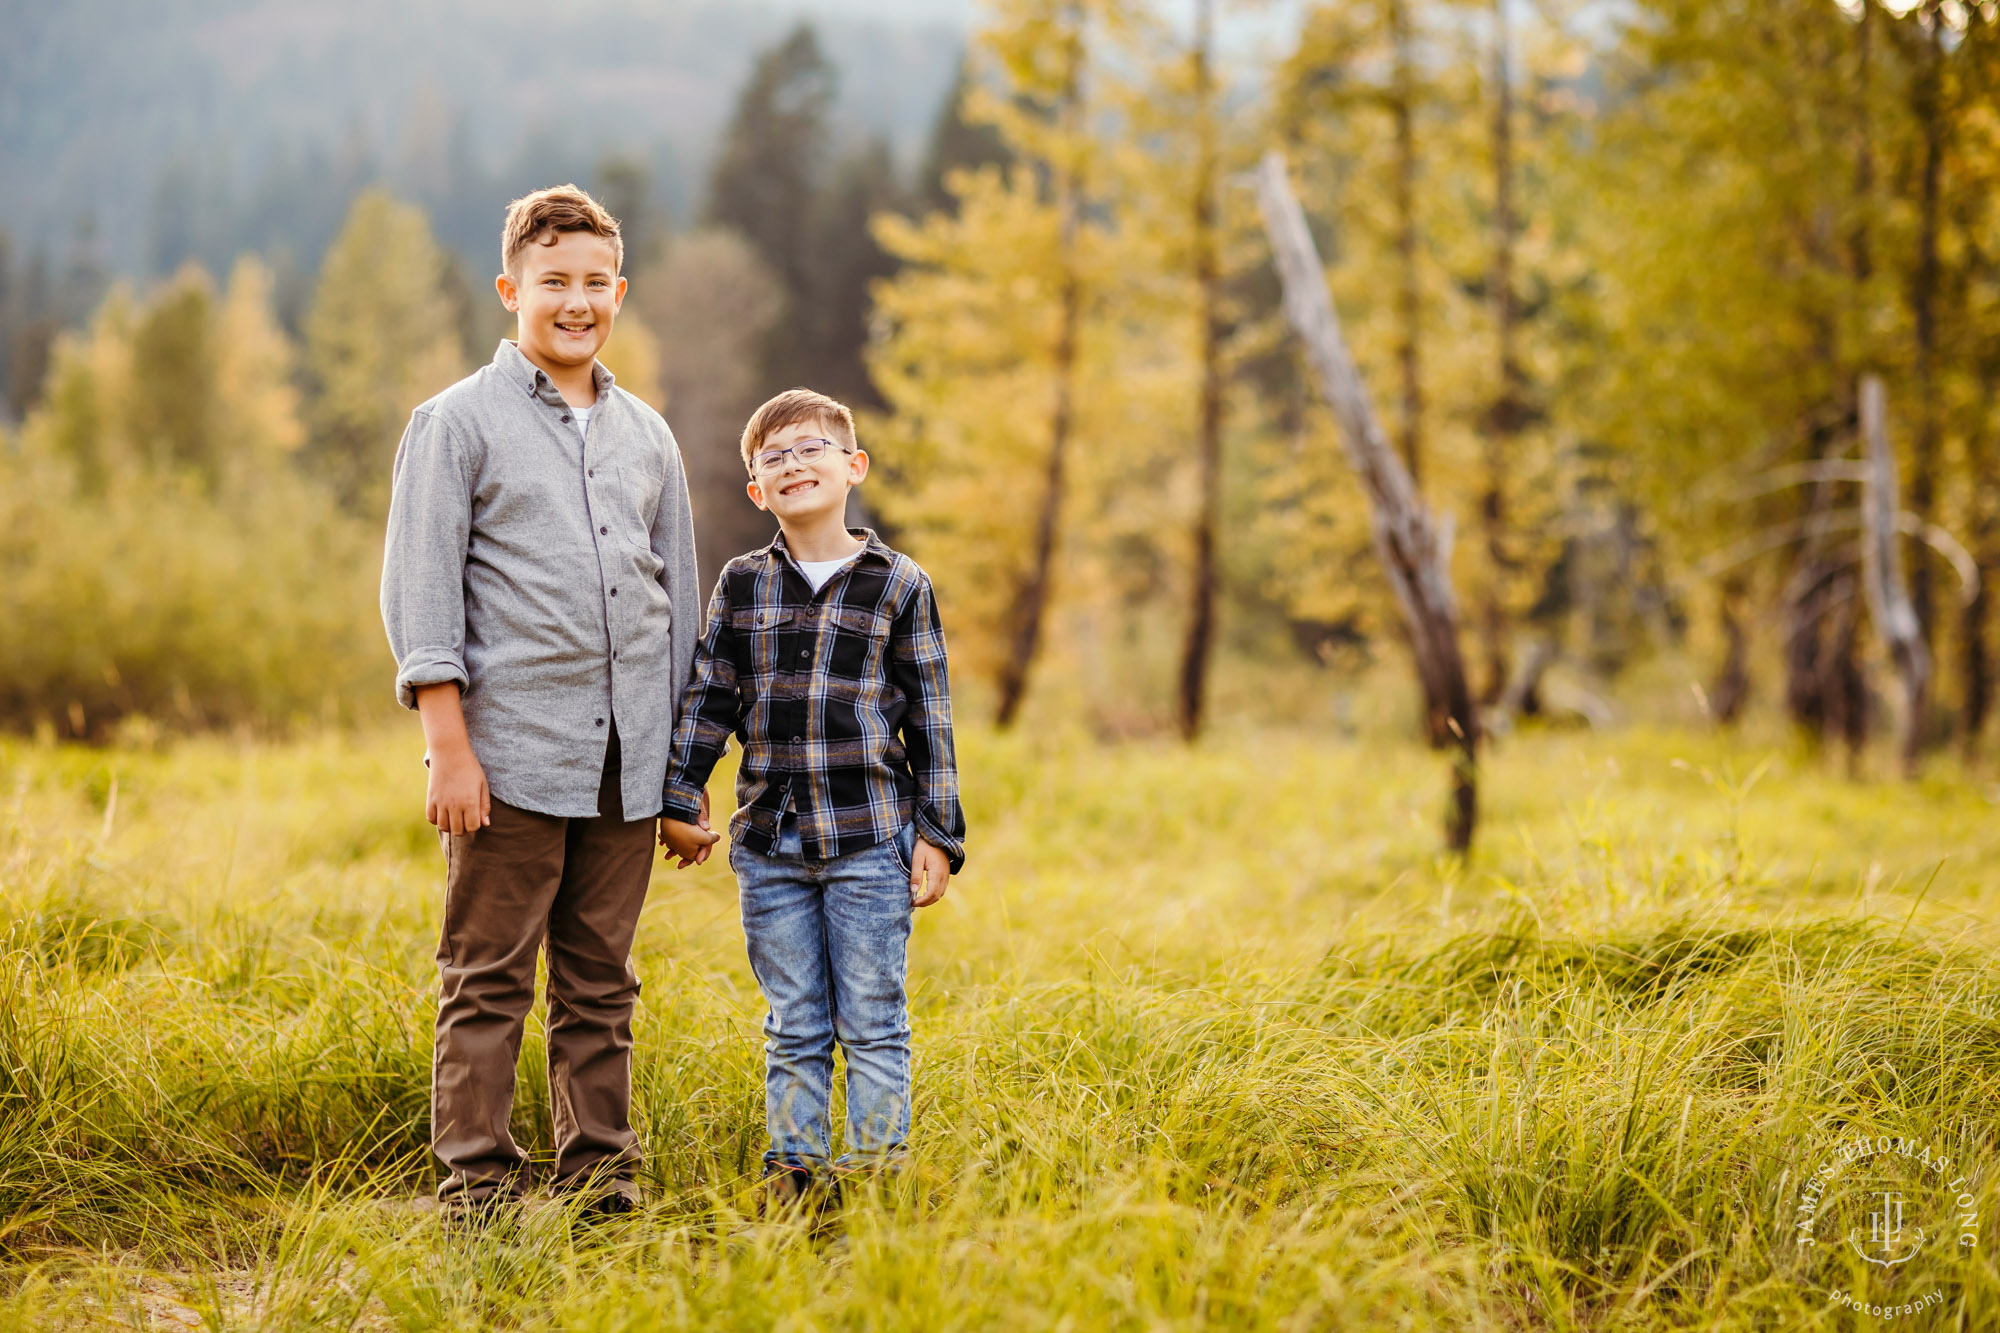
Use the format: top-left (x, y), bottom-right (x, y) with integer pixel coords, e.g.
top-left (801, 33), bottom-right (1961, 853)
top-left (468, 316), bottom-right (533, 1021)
top-left (809, 138), bottom-right (904, 408)
top-left (705, 22), bottom-right (836, 389)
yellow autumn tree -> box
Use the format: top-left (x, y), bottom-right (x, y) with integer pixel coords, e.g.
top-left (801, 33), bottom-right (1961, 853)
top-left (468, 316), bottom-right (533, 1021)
top-left (870, 0), bottom-right (1161, 729)
top-left (0, 262), bottom-right (384, 738)
top-left (305, 188), bottom-right (466, 514)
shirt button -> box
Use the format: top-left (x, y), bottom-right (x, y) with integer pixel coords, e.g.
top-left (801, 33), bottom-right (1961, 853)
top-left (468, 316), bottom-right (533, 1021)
top-left (588, 469), bottom-right (595, 477)
top-left (600, 526), bottom-right (608, 535)
top-left (596, 718), bottom-right (605, 727)
top-left (791, 735), bottom-right (802, 744)
top-left (799, 649), bottom-right (809, 659)
top-left (609, 588), bottom-right (617, 596)
top-left (561, 414), bottom-right (572, 423)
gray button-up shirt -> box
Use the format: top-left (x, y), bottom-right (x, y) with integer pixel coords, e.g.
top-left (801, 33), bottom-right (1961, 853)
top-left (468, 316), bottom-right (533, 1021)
top-left (380, 340), bottom-right (700, 819)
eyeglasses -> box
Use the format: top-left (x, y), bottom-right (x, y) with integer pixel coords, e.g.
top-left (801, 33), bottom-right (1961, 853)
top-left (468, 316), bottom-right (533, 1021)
top-left (753, 438), bottom-right (852, 475)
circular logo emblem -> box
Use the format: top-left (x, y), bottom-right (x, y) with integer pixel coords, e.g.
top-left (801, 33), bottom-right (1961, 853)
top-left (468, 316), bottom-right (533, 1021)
top-left (1781, 1131), bottom-right (1983, 1321)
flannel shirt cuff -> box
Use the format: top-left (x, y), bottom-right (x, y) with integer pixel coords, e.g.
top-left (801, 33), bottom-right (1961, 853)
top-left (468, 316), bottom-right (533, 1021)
top-left (661, 788), bottom-right (704, 825)
top-left (914, 809), bottom-right (965, 874)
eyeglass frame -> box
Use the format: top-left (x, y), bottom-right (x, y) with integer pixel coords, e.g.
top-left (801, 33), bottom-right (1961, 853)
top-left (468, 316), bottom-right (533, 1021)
top-left (749, 437), bottom-right (856, 476)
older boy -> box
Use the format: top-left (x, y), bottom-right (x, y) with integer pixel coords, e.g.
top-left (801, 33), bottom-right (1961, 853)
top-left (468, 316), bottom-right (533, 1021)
top-left (659, 389), bottom-right (964, 1206)
top-left (381, 185), bottom-right (705, 1219)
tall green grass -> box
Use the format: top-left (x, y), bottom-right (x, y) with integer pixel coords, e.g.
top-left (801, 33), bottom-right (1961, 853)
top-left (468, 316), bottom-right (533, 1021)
top-left (3, 722), bottom-right (1999, 1328)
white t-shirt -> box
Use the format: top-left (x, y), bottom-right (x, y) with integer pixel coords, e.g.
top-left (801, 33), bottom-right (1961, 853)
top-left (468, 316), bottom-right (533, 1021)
top-left (795, 555), bottom-right (858, 592)
top-left (570, 403), bottom-right (593, 441)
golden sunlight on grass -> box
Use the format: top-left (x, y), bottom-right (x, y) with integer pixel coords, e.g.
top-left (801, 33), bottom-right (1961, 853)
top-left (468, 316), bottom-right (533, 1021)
top-left (3, 720), bottom-right (1999, 1329)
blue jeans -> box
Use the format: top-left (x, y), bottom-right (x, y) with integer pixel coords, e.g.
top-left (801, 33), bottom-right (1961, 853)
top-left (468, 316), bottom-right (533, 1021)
top-left (732, 812), bottom-right (917, 1172)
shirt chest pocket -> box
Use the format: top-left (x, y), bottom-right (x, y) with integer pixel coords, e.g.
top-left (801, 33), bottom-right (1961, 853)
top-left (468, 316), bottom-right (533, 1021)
top-left (826, 604), bottom-right (891, 676)
top-left (730, 606), bottom-right (797, 675)
top-left (606, 463), bottom-right (664, 552)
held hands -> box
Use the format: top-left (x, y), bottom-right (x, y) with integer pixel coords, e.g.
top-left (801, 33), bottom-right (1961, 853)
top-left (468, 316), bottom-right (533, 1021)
top-left (910, 837), bottom-right (951, 908)
top-left (655, 793), bottom-right (949, 901)
top-left (660, 788), bottom-right (719, 868)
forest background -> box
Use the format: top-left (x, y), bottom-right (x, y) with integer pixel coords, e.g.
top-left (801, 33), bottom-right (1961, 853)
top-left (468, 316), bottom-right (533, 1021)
top-left (7, 0), bottom-right (1998, 797)
top-left (12, 3), bottom-right (2000, 1327)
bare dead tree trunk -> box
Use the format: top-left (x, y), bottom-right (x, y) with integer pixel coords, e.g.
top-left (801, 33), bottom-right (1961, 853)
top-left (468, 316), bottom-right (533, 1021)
top-left (1782, 408), bottom-right (1855, 750)
top-left (1814, 3), bottom-right (1877, 762)
top-left (1786, 5), bottom-right (1876, 750)
top-left (1256, 150), bottom-right (1479, 851)
top-left (1859, 375), bottom-right (1931, 776)
top-left (1811, 570), bottom-right (1868, 775)
top-left (1852, 0), bottom-right (1875, 286)
top-left (995, 9), bottom-right (1085, 730)
top-left (1965, 569), bottom-right (1993, 759)
top-left (1388, 0), bottom-right (1423, 487)
top-left (1964, 424), bottom-right (1994, 756)
top-left (1909, 2), bottom-right (1945, 653)
top-left (1478, 0), bottom-right (1526, 705)
top-left (1487, 634), bottom-right (1556, 736)
top-left (1710, 575), bottom-right (1750, 725)
top-left (1177, 0), bottom-right (1225, 742)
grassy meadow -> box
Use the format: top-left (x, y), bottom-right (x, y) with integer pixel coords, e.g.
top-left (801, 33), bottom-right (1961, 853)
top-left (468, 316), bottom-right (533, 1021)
top-left (4, 703), bottom-right (2000, 1329)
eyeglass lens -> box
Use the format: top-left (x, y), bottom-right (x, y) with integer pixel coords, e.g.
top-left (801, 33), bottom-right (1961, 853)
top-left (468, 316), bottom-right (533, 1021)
top-left (756, 439), bottom-right (835, 472)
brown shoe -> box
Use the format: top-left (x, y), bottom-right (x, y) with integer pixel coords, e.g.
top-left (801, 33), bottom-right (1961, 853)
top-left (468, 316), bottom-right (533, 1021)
top-left (571, 1190), bottom-right (636, 1241)
top-left (758, 1165), bottom-right (839, 1221)
top-left (440, 1193), bottom-right (522, 1236)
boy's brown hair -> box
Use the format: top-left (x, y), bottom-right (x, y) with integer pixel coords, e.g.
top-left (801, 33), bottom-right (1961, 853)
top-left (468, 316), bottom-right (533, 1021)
top-left (501, 185), bottom-right (623, 275)
top-left (740, 389), bottom-right (858, 473)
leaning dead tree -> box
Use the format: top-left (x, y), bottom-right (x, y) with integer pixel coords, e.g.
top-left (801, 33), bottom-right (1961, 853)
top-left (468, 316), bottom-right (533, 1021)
top-left (1859, 374), bottom-right (1931, 776)
top-left (1254, 150), bottom-right (1480, 852)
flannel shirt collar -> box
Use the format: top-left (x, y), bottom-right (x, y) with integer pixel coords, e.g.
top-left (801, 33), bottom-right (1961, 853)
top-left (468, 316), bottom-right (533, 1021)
top-left (761, 527), bottom-right (893, 579)
top-left (492, 339), bottom-right (616, 408)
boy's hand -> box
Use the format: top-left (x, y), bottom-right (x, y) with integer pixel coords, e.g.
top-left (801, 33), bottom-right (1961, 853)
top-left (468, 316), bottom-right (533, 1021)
top-left (909, 837), bottom-right (952, 907)
top-left (426, 743), bottom-right (490, 836)
top-left (660, 817), bottom-right (720, 869)
top-left (414, 682), bottom-right (489, 835)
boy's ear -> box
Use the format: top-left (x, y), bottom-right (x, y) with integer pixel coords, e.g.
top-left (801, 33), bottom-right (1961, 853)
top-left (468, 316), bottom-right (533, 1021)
top-left (614, 274), bottom-right (628, 310)
top-left (746, 477), bottom-right (770, 512)
top-left (849, 448), bottom-right (869, 483)
top-left (495, 271), bottom-right (520, 312)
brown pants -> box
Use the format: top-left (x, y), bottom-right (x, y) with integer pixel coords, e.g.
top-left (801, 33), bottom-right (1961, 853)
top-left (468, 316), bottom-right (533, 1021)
top-left (431, 728), bottom-right (655, 1204)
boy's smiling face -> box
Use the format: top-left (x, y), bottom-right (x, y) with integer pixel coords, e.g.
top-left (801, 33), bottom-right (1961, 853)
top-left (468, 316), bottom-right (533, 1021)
top-left (746, 418), bottom-right (868, 526)
top-left (496, 229), bottom-right (625, 376)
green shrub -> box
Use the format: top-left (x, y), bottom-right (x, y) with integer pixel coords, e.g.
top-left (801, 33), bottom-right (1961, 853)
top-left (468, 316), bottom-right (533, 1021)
top-left (0, 261), bottom-right (394, 739)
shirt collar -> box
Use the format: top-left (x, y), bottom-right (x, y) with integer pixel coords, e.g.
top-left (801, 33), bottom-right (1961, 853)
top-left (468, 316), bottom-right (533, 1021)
top-left (764, 527), bottom-right (890, 570)
top-left (492, 339), bottom-right (616, 407)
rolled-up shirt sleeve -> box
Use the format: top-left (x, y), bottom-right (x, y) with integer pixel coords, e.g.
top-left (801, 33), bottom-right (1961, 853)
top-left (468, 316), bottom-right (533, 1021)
top-left (380, 408), bottom-right (472, 710)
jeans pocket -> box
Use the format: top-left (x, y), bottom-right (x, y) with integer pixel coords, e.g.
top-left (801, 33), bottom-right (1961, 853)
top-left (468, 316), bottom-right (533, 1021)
top-left (889, 821), bottom-right (916, 879)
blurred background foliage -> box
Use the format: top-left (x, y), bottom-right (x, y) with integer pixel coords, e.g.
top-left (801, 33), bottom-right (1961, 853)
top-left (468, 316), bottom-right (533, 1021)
top-left (3, 0), bottom-right (1999, 769)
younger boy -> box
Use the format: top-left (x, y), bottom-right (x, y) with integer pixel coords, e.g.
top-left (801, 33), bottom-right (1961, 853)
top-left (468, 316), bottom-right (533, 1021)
top-left (380, 186), bottom-right (706, 1219)
top-left (660, 389), bottom-right (964, 1204)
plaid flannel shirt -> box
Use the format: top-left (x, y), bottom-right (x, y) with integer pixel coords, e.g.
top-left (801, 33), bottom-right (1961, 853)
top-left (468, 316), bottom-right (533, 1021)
top-left (663, 529), bottom-right (965, 872)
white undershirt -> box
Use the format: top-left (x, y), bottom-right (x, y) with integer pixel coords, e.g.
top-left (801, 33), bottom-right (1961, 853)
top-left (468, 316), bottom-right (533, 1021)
top-left (570, 403), bottom-right (593, 441)
top-left (795, 555), bottom-right (858, 592)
